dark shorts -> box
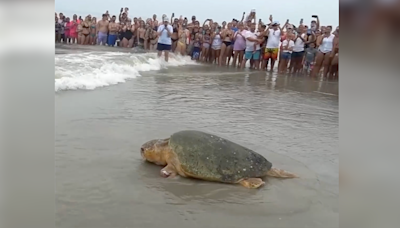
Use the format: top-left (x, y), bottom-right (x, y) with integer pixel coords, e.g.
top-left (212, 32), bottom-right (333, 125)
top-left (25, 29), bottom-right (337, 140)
top-left (192, 47), bottom-right (201, 59)
top-left (281, 52), bottom-right (292, 60)
top-left (291, 51), bottom-right (305, 58)
top-left (157, 43), bottom-right (172, 51)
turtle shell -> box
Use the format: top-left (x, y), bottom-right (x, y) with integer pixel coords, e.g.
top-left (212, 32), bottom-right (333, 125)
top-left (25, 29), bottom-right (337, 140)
top-left (169, 130), bottom-right (272, 183)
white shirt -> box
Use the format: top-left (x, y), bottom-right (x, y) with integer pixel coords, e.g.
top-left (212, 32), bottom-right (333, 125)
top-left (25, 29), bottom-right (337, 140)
top-left (244, 30), bottom-right (260, 52)
top-left (212, 33), bottom-right (222, 47)
top-left (319, 34), bottom-right (335, 53)
top-left (157, 24), bottom-right (173, 45)
top-left (281, 40), bottom-right (295, 53)
top-left (266, 28), bottom-right (281, 48)
top-left (293, 33), bottom-right (307, 52)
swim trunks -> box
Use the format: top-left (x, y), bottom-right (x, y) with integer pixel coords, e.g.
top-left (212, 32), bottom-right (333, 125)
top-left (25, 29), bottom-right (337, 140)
top-left (264, 48), bottom-right (279, 60)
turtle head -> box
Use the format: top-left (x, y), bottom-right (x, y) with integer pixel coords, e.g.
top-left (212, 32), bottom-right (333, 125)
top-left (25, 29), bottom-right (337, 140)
top-left (140, 138), bottom-right (169, 166)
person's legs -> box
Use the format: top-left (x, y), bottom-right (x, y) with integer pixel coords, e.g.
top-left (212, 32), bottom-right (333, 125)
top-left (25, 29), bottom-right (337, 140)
top-left (226, 45), bottom-right (233, 66)
top-left (210, 48), bottom-right (216, 64)
top-left (279, 52), bottom-right (290, 73)
top-left (270, 48), bottom-right (279, 71)
top-left (219, 43), bottom-right (227, 66)
top-left (107, 34), bottom-right (117, 47)
top-left (295, 51), bottom-right (305, 73)
top-left (232, 50), bottom-right (239, 67)
top-left (289, 52), bottom-right (296, 73)
top-left (238, 50), bottom-right (244, 67)
top-left (164, 51), bottom-right (170, 62)
top-left (263, 49), bottom-right (272, 70)
top-left (322, 52), bottom-right (332, 77)
top-left (241, 51), bottom-right (252, 69)
top-left (97, 32), bottom-right (105, 45)
top-left (215, 48), bottom-right (221, 65)
top-left (252, 50), bottom-right (261, 70)
top-left (330, 53), bottom-right (339, 77)
top-left (157, 43), bottom-right (163, 57)
top-left (311, 52), bottom-right (325, 77)
top-left (157, 43), bottom-right (171, 62)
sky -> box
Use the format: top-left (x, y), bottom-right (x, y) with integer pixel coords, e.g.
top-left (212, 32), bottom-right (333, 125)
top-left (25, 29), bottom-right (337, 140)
top-left (55, 0), bottom-right (339, 26)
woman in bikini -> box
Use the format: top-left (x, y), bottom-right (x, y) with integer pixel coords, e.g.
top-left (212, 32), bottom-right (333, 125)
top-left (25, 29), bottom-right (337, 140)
top-left (89, 17), bottom-right (97, 45)
top-left (119, 24), bottom-right (128, 47)
top-left (136, 20), bottom-right (146, 49)
top-left (149, 27), bottom-right (158, 51)
top-left (201, 29), bottom-right (211, 62)
top-left (170, 19), bottom-right (179, 53)
top-left (127, 21), bottom-right (135, 48)
top-left (219, 23), bottom-right (234, 66)
top-left (176, 22), bottom-right (188, 56)
top-left (76, 20), bottom-right (83, 45)
top-left (81, 16), bottom-right (90, 45)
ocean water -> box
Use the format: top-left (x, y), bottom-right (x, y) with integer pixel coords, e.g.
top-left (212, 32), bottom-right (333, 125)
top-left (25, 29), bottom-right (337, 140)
top-left (55, 45), bottom-right (199, 91)
top-left (55, 44), bottom-right (339, 228)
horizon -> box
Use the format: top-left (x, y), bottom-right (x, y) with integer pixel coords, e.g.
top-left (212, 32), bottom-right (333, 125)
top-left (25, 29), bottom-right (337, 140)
top-left (55, 0), bottom-right (339, 26)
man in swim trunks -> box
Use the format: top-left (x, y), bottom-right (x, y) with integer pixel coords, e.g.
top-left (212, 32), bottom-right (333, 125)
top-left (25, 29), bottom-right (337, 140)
top-left (264, 20), bottom-right (283, 71)
top-left (97, 14), bottom-right (109, 45)
top-left (107, 15), bottom-right (119, 47)
top-left (152, 14), bottom-right (158, 30)
top-left (241, 23), bottom-right (263, 70)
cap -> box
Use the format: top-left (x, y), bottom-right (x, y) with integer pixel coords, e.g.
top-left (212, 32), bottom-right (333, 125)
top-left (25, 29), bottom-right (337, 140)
top-left (251, 9), bottom-right (256, 13)
top-left (163, 17), bottom-right (169, 22)
top-left (272, 20), bottom-right (279, 25)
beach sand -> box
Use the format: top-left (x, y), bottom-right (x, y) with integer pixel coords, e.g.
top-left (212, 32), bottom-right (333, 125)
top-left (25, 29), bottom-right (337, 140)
top-left (55, 44), bottom-right (338, 228)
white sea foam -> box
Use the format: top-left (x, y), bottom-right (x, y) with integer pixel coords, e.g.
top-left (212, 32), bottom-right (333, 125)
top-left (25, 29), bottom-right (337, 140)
top-left (55, 51), bottom-right (198, 92)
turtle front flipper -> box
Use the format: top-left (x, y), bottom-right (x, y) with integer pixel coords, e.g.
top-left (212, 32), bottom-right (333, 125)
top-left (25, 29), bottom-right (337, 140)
top-left (238, 178), bottom-right (265, 189)
top-left (160, 164), bottom-right (177, 178)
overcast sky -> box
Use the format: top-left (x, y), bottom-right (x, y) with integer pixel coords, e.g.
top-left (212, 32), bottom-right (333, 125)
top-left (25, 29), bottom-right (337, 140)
top-left (55, 0), bottom-right (338, 26)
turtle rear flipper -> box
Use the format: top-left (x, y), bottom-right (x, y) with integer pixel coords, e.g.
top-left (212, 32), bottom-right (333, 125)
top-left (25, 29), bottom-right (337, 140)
top-left (266, 168), bottom-right (299, 178)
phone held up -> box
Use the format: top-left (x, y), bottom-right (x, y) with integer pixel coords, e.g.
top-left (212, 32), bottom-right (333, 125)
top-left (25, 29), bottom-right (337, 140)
top-left (311, 15), bottom-right (318, 18)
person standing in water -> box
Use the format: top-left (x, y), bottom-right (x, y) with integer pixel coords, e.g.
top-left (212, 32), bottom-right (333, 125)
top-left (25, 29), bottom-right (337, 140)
top-left (157, 17), bottom-right (173, 62)
top-left (96, 14), bottom-right (109, 45)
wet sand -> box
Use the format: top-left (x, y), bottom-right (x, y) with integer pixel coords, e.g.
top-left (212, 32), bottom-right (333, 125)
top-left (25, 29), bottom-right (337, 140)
top-left (55, 49), bottom-right (338, 228)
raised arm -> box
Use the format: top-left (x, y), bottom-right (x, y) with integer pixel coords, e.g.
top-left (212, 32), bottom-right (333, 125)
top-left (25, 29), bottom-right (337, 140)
top-left (240, 12), bottom-right (245, 22)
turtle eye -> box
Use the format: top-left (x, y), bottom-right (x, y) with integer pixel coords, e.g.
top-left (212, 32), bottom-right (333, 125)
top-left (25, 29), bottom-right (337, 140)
top-left (140, 147), bottom-right (145, 155)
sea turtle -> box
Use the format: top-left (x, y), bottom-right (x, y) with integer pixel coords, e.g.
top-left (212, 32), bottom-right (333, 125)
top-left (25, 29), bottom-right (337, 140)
top-left (140, 130), bottom-right (298, 189)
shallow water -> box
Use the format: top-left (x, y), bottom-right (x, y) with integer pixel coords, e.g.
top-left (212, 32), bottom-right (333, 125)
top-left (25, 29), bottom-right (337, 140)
top-left (55, 45), bottom-right (338, 228)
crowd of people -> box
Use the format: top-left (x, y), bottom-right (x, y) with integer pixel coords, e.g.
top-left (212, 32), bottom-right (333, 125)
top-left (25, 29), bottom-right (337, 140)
top-left (55, 8), bottom-right (339, 77)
